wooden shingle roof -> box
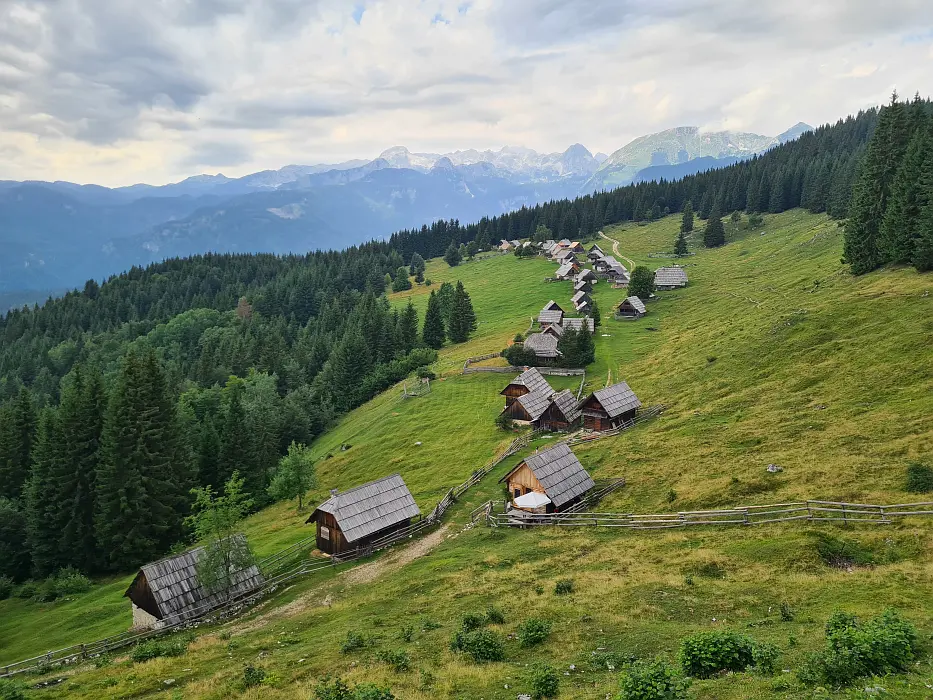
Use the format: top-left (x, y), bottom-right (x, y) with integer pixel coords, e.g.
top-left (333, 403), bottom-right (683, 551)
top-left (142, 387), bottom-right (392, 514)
top-left (125, 535), bottom-right (264, 623)
top-left (550, 389), bottom-right (582, 424)
top-left (310, 474), bottom-right (420, 543)
top-left (561, 317), bottom-right (595, 333)
top-left (590, 382), bottom-right (642, 418)
top-left (523, 332), bottom-right (560, 358)
top-left (538, 309), bottom-right (564, 325)
top-left (555, 262), bottom-right (575, 278)
top-left (573, 279), bottom-right (592, 292)
top-left (502, 367), bottom-right (554, 397)
top-left (654, 267), bottom-right (689, 286)
top-left (619, 296), bottom-right (647, 314)
top-left (571, 290), bottom-right (589, 304)
top-left (515, 390), bottom-right (552, 421)
top-left (501, 443), bottom-right (594, 507)
top-left (542, 300), bottom-right (564, 312)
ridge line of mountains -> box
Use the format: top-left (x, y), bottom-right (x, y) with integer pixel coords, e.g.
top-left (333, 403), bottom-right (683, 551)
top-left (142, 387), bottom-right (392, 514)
top-left (0, 122), bottom-right (811, 298)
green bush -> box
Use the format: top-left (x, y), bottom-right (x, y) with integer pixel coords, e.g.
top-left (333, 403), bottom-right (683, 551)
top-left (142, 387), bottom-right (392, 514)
top-left (353, 684), bottom-right (395, 700)
top-left (451, 629), bottom-right (505, 663)
top-left (243, 665), bottom-right (266, 688)
top-left (0, 679), bottom-right (26, 700)
top-left (530, 662), bottom-right (560, 699)
top-left (32, 578), bottom-right (58, 602)
top-left (905, 462), bottom-right (933, 493)
top-left (376, 649), bottom-right (411, 673)
top-left (495, 413), bottom-right (514, 431)
top-left (0, 576), bottom-right (13, 600)
top-left (554, 579), bottom-right (574, 595)
top-left (314, 676), bottom-right (354, 700)
top-left (460, 611), bottom-right (487, 632)
top-left (798, 609), bottom-right (917, 687)
top-left (589, 648), bottom-right (635, 672)
top-left (679, 630), bottom-right (759, 678)
top-left (15, 582), bottom-right (36, 599)
top-left (131, 635), bottom-right (190, 663)
top-left (54, 566), bottom-right (92, 595)
top-left (340, 630), bottom-right (367, 653)
top-left (751, 642), bottom-right (780, 675)
top-left (518, 618), bottom-right (552, 648)
top-left (618, 658), bottom-right (690, 700)
top-left (485, 606), bottom-right (506, 624)
top-left (399, 624), bottom-right (414, 642)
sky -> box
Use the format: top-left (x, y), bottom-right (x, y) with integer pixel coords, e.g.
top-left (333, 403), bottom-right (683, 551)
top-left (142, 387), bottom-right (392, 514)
top-left (0, 0), bottom-right (931, 187)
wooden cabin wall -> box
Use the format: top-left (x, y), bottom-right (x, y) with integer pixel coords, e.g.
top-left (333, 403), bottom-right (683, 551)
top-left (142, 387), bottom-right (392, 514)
top-left (316, 512), bottom-right (347, 554)
top-left (506, 463), bottom-right (545, 498)
top-left (502, 385), bottom-right (529, 406)
top-left (504, 401), bottom-right (533, 422)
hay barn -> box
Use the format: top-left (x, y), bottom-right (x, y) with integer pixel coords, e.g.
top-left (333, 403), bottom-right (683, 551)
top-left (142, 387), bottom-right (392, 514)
top-left (616, 296), bottom-right (647, 319)
top-left (500, 367), bottom-right (554, 407)
top-left (499, 443), bottom-right (594, 513)
top-left (654, 267), bottom-right (689, 289)
top-left (581, 382), bottom-right (642, 431)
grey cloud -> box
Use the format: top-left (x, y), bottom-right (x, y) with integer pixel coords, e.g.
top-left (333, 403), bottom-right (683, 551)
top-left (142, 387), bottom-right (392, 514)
top-left (179, 140), bottom-right (253, 168)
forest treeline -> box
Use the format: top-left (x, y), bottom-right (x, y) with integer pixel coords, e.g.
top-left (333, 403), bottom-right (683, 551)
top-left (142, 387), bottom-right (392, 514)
top-left (0, 96), bottom-right (924, 581)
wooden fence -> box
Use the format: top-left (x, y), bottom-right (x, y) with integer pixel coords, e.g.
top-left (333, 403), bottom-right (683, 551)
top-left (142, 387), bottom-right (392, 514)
top-left (485, 500), bottom-right (933, 529)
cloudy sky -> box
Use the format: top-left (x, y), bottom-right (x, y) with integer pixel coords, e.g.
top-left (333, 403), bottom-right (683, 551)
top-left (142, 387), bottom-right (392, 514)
top-left (1, 0), bottom-right (931, 187)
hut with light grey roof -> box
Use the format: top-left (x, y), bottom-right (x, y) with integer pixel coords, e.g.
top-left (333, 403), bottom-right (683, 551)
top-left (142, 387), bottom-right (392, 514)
top-left (123, 535), bottom-right (264, 631)
top-left (500, 367), bottom-right (554, 407)
top-left (500, 389), bottom-right (551, 424)
top-left (616, 296), bottom-right (647, 319)
top-left (581, 381), bottom-right (642, 431)
top-left (306, 474), bottom-right (420, 555)
top-left (654, 266), bottom-right (689, 289)
top-left (499, 443), bottom-right (594, 513)
top-left (561, 317), bottom-right (595, 334)
top-left (523, 332), bottom-right (560, 361)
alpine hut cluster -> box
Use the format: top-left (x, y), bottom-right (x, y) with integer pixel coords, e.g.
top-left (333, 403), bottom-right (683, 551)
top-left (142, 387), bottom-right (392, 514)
top-left (306, 474), bottom-right (420, 555)
top-left (520, 300), bottom-right (596, 363)
top-left (124, 535), bottom-right (264, 631)
top-left (500, 442), bottom-right (595, 513)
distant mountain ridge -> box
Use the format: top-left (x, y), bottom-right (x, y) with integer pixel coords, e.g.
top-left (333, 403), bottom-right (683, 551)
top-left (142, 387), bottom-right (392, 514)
top-left (0, 122), bottom-right (811, 294)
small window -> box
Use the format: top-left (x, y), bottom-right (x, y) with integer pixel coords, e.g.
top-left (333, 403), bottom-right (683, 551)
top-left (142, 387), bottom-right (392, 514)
top-left (513, 488), bottom-right (521, 498)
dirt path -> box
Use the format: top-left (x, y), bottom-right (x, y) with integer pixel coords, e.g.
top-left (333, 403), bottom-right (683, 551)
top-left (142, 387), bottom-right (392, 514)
top-left (342, 524), bottom-right (449, 585)
top-left (598, 231), bottom-right (636, 271)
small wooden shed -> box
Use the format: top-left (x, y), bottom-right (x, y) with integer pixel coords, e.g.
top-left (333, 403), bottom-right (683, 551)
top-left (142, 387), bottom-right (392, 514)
top-left (616, 296), bottom-right (647, 319)
top-left (500, 367), bottom-right (554, 407)
top-left (581, 382), bottom-right (642, 431)
top-left (555, 262), bottom-right (579, 280)
top-left (501, 389), bottom-right (551, 424)
top-left (499, 443), bottom-right (594, 512)
top-left (541, 323), bottom-right (564, 340)
top-left (537, 389), bottom-right (583, 431)
top-left (542, 300), bottom-right (564, 312)
top-left (538, 308), bottom-right (564, 327)
top-left (561, 317), bottom-right (595, 334)
top-left (522, 332), bottom-right (560, 361)
top-left (306, 474), bottom-right (420, 555)
top-left (587, 244), bottom-right (605, 261)
top-left (654, 266), bottom-right (689, 289)
top-left (123, 535), bottom-right (264, 631)
top-left (571, 290), bottom-right (591, 313)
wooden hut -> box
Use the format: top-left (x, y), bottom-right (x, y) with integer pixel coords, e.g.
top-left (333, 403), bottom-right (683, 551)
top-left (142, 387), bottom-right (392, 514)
top-left (541, 323), bottom-right (564, 340)
top-left (523, 332), bottom-right (560, 361)
top-left (561, 317), bottom-right (595, 334)
top-left (573, 278), bottom-right (593, 295)
top-left (499, 239), bottom-right (513, 251)
top-left (538, 305), bottom-right (564, 326)
top-left (500, 367), bottom-right (554, 407)
top-left (581, 382), bottom-right (642, 431)
top-left (567, 241), bottom-right (586, 254)
top-left (123, 535), bottom-right (264, 631)
top-left (654, 266), bottom-right (689, 289)
top-left (587, 243), bottom-right (605, 262)
top-left (499, 443), bottom-right (594, 513)
top-left (571, 290), bottom-right (591, 313)
top-left (537, 389), bottom-right (583, 431)
top-left (306, 474), bottom-right (420, 555)
top-left (554, 249), bottom-right (577, 263)
top-left (555, 261), bottom-right (579, 280)
top-left (575, 269), bottom-right (598, 284)
top-left (616, 296), bottom-right (647, 319)
top-left (542, 300), bottom-right (564, 312)
top-left (500, 389), bottom-right (551, 424)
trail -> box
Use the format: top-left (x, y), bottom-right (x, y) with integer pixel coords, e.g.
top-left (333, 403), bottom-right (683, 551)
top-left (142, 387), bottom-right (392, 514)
top-left (598, 231), bottom-right (636, 271)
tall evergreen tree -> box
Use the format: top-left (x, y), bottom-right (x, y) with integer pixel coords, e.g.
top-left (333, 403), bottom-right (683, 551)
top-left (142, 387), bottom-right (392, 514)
top-left (0, 498), bottom-right (31, 581)
top-left (590, 301), bottom-right (601, 328)
top-left (680, 201), bottom-right (694, 233)
top-left (447, 281), bottom-right (477, 343)
top-left (25, 408), bottom-right (67, 576)
top-left (879, 123), bottom-right (933, 264)
top-left (422, 291), bottom-right (446, 349)
top-left (0, 386), bottom-right (36, 499)
top-left (443, 241), bottom-right (462, 267)
top-left (674, 231), bottom-right (689, 257)
top-left (913, 154), bottom-right (933, 271)
top-left (219, 379), bottom-right (253, 486)
top-left (703, 204), bottom-right (726, 248)
top-left (396, 301), bottom-right (420, 353)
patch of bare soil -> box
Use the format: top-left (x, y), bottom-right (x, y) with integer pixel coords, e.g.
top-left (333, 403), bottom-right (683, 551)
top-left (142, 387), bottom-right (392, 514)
top-left (341, 525), bottom-right (449, 586)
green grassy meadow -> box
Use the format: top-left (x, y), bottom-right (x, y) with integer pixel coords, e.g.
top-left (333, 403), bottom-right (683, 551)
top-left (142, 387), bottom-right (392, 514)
top-left (4, 209), bottom-right (933, 699)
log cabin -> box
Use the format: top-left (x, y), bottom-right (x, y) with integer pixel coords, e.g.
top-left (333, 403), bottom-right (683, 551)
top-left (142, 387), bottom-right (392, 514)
top-left (500, 389), bottom-right (551, 424)
top-left (124, 535), bottom-right (264, 631)
top-left (555, 261), bottom-right (579, 280)
top-left (536, 389), bottom-right (583, 431)
top-left (654, 266), bottom-right (689, 289)
top-left (538, 308), bottom-right (564, 326)
top-left (499, 443), bottom-right (594, 513)
top-left (575, 268), bottom-right (598, 284)
top-left (561, 316), bottom-right (595, 334)
top-left (581, 381), bottom-right (642, 431)
top-left (306, 474), bottom-right (420, 555)
top-left (616, 296), bottom-right (647, 319)
top-left (500, 367), bottom-right (554, 407)
top-left (541, 322), bottom-right (564, 341)
top-left (542, 300), bottom-right (564, 312)
top-left (522, 332), bottom-right (560, 361)
top-left (573, 278), bottom-right (593, 295)
top-left (571, 290), bottom-right (591, 313)
top-left (587, 243), bottom-right (605, 262)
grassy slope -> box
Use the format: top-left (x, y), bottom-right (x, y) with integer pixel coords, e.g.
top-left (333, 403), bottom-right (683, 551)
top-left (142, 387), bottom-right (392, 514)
top-left (7, 210), bottom-right (933, 699)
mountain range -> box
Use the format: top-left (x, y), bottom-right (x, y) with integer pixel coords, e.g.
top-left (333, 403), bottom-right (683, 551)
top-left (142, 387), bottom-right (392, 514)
top-left (0, 122), bottom-right (811, 300)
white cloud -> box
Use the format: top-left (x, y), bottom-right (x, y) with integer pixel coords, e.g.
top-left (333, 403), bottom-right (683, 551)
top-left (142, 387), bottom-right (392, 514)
top-left (0, 0), bottom-right (931, 186)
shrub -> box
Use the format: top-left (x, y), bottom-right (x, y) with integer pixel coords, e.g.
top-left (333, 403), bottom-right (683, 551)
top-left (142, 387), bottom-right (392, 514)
top-left (0, 576), bottom-right (13, 600)
top-left (589, 648), bottom-right (635, 672)
top-left (341, 630), bottom-right (367, 653)
top-left (452, 629), bottom-right (505, 663)
top-left (354, 684), bottom-right (395, 700)
top-left (779, 602), bottom-right (795, 622)
top-left (678, 630), bottom-right (758, 678)
top-left (503, 344), bottom-right (537, 367)
top-left (419, 616), bottom-right (441, 631)
top-left (751, 642), bottom-right (780, 675)
top-left (518, 618), bottom-right (552, 648)
top-left (131, 635), bottom-right (190, 663)
top-left (415, 367), bottom-right (435, 381)
top-left (495, 413), bottom-right (514, 431)
top-left (243, 665), bottom-right (266, 688)
top-left (485, 606), bottom-right (506, 624)
top-left (460, 611), bottom-right (487, 633)
top-left (530, 662), bottom-right (560, 699)
top-left (0, 679), bottom-right (26, 700)
top-left (54, 566), bottom-right (92, 595)
top-left (798, 609), bottom-right (917, 687)
top-left (905, 463), bottom-right (933, 493)
top-left (618, 658), bottom-right (690, 700)
top-left (314, 676), bottom-right (354, 700)
top-left (376, 649), bottom-right (411, 673)
top-left (513, 333), bottom-right (524, 343)
top-left (15, 582), bottom-right (36, 599)
top-left (399, 624), bottom-right (414, 642)
top-left (554, 579), bottom-right (574, 595)
top-left (32, 578), bottom-right (58, 602)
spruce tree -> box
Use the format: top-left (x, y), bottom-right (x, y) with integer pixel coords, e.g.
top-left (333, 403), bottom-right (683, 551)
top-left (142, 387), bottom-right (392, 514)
top-left (879, 124), bottom-right (932, 264)
top-left (591, 301), bottom-right (601, 328)
top-left (444, 241), bottom-right (462, 267)
top-left (674, 231), bottom-right (689, 257)
top-left (197, 416), bottom-right (222, 488)
top-left (219, 379), bottom-right (252, 486)
top-left (703, 204), bottom-right (726, 248)
top-left (912, 146), bottom-right (933, 271)
top-left (25, 408), bottom-right (67, 576)
top-left (680, 201), bottom-right (694, 233)
top-left (447, 281), bottom-right (477, 343)
top-left (557, 327), bottom-right (580, 367)
top-left (0, 497), bottom-right (31, 581)
top-left (575, 325), bottom-right (596, 366)
top-left (422, 290), bottom-right (446, 349)
top-left (391, 266), bottom-right (412, 292)
top-left (0, 387), bottom-right (36, 499)
top-left (396, 301), bottom-right (420, 353)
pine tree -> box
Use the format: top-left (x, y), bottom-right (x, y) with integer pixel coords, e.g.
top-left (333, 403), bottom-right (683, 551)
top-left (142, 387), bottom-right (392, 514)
top-left (557, 327), bottom-right (580, 367)
top-left (444, 241), bottom-right (462, 267)
top-left (0, 497), bottom-right (31, 581)
top-left (408, 252), bottom-right (426, 277)
top-left (879, 123), bottom-right (932, 264)
top-left (197, 416), bottom-right (222, 488)
top-left (25, 408), bottom-right (67, 576)
top-left (628, 266), bottom-right (655, 300)
top-left (219, 379), bottom-right (253, 486)
top-left (447, 281), bottom-right (477, 343)
top-left (913, 151), bottom-right (933, 271)
top-left (674, 231), bottom-right (689, 257)
top-left (422, 290), bottom-right (446, 349)
top-left (680, 201), bottom-right (694, 233)
top-left (391, 266), bottom-right (412, 292)
top-left (396, 301), bottom-right (420, 353)
top-left (575, 325), bottom-right (596, 366)
top-left (0, 386), bottom-right (36, 499)
top-left (591, 301), bottom-right (601, 328)
top-left (703, 204), bottom-right (726, 248)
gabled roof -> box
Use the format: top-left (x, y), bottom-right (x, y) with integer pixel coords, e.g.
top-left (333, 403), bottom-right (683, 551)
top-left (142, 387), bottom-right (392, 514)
top-left (308, 474), bottom-right (420, 543)
top-left (542, 300), bottom-right (563, 312)
top-left (588, 243), bottom-right (604, 253)
top-left (514, 390), bottom-right (551, 421)
top-left (555, 262), bottom-right (574, 278)
top-left (571, 290), bottom-right (589, 304)
top-left (589, 382), bottom-right (642, 418)
top-left (500, 443), bottom-right (594, 507)
top-left (558, 238), bottom-right (571, 246)
top-left (538, 309), bottom-right (564, 325)
top-left (501, 367), bottom-right (554, 397)
top-left (523, 332), bottom-right (560, 358)
top-left (510, 239), bottom-right (522, 247)
top-left (654, 267), bottom-right (689, 286)
top-left (541, 322), bottom-right (564, 338)
top-left (619, 296), bottom-right (647, 314)
top-left (561, 317), bottom-right (595, 333)
top-left (555, 249), bottom-right (576, 261)
top-left (549, 389), bottom-right (582, 423)
top-left (573, 279), bottom-right (592, 292)
top-left (576, 269), bottom-right (598, 281)
top-left (124, 535), bottom-right (264, 623)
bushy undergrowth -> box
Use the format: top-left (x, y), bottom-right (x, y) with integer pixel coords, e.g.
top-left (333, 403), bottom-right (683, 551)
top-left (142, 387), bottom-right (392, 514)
top-left (450, 629), bottom-right (505, 663)
top-left (554, 579), bottom-right (574, 595)
top-left (529, 662), bottom-right (560, 699)
top-left (0, 576), bottom-right (13, 600)
top-left (131, 634), bottom-right (191, 662)
top-left (679, 630), bottom-right (777, 678)
top-left (485, 606), bottom-right (506, 624)
top-left (905, 462), bottom-right (933, 493)
top-left (0, 679), bottom-right (26, 700)
top-left (376, 648), bottom-right (411, 673)
top-left (618, 658), bottom-right (690, 700)
top-left (53, 566), bottom-right (92, 595)
top-left (813, 532), bottom-right (920, 568)
top-left (313, 676), bottom-right (394, 700)
top-left (340, 630), bottom-right (368, 653)
top-left (518, 617), bottom-right (552, 648)
top-left (798, 609), bottom-right (917, 687)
